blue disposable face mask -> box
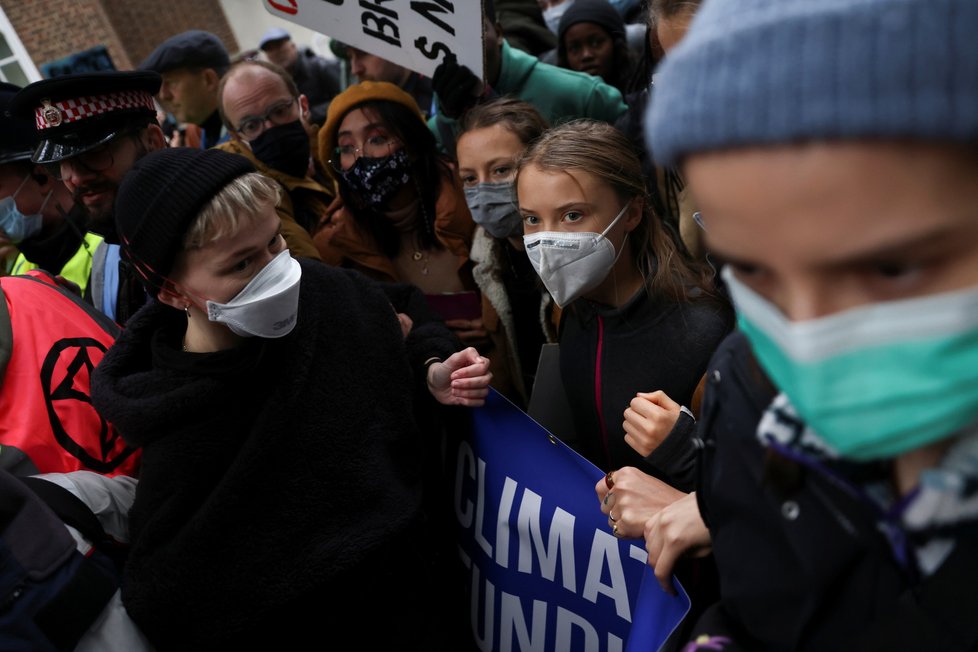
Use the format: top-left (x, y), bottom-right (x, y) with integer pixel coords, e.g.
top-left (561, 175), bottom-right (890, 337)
top-left (0, 174), bottom-right (48, 244)
top-left (722, 266), bottom-right (978, 461)
top-left (463, 181), bottom-right (523, 239)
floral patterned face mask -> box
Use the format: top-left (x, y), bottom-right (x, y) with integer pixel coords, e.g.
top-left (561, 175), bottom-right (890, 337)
top-left (338, 149), bottom-right (411, 208)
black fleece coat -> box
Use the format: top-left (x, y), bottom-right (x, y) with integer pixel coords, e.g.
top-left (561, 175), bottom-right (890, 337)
top-left (690, 332), bottom-right (978, 651)
top-left (559, 290), bottom-right (733, 489)
top-left (92, 260), bottom-right (459, 650)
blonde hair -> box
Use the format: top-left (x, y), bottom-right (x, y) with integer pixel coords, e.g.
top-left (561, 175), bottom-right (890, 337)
top-left (183, 172), bottom-right (282, 249)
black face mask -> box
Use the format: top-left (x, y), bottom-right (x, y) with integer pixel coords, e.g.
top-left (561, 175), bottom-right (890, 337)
top-left (249, 120), bottom-right (311, 178)
top-left (338, 149), bottom-right (412, 209)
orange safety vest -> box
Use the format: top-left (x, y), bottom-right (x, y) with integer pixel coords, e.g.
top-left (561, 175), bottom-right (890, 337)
top-left (0, 270), bottom-right (140, 476)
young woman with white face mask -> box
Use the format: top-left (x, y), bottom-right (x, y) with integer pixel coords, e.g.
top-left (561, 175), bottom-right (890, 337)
top-left (91, 147), bottom-right (492, 651)
top-left (518, 120), bottom-right (732, 634)
top-left (516, 119), bottom-right (733, 490)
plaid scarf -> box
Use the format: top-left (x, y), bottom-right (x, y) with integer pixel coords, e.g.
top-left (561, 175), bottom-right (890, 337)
top-left (756, 392), bottom-right (978, 577)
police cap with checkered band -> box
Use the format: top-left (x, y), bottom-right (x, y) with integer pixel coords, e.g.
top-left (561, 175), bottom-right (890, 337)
top-left (10, 70), bottom-right (161, 165)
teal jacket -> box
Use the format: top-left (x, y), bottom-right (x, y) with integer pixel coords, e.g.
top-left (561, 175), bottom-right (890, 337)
top-left (429, 39), bottom-right (628, 152)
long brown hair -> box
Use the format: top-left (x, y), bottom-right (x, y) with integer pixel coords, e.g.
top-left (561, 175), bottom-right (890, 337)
top-left (459, 96), bottom-right (550, 146)
top-left (516, 118), bottom-right (718, 302)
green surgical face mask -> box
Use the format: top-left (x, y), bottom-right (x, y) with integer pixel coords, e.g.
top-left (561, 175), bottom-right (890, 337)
top-left (721, 266), bottom-right (978, 461)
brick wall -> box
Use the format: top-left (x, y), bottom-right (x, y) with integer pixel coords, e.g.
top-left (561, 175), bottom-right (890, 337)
top-left (1, 0), bottom-right (131, 70)
top-left (0, 0), bottom-right (238, 74)
top-left (101, 0), bottom-right (239, 67)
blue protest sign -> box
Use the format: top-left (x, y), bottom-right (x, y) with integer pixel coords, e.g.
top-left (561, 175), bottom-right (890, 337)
top-left (449, 389), bottom-right (690, 651)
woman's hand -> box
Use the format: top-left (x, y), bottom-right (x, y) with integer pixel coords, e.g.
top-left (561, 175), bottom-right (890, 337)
top-left (623, 391), bottom-right (682, 457)
top-left (644, 491), bottom-right (712, 595)
top-left (427, 346), bottom-right (492, 407)
top-left (595, 466), bottom-right (687, 539)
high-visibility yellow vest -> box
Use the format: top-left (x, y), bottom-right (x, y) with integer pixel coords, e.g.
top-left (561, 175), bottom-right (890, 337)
top-left (11, 232), bottom-right (102, 297)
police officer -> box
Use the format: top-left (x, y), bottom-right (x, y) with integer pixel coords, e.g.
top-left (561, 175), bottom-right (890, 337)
top-left (0, 81), bottom-right (94, 289)
top-left (11, 70), bottom-right (167, 323)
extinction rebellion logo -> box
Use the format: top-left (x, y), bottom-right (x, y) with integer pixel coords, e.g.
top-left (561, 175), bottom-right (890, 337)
top-left (41, 337), bottom-right (135, 473)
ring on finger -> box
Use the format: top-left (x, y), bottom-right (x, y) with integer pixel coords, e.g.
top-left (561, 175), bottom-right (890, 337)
top-left (609, 511), bottom-right (618, 523)
top-left (613, 523), bottom-right (621, 537)
top-left (605, 471), bottom-right (615, 490)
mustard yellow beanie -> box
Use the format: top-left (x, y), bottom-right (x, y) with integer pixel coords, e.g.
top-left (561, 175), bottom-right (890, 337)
top-left (319, 81), bottom-right (425, 174)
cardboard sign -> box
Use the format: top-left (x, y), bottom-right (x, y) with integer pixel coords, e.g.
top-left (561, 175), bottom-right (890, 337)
top-left (262, 0), bottom-right (485, 81)
top-left (451, 389), bottom-right (691, 651)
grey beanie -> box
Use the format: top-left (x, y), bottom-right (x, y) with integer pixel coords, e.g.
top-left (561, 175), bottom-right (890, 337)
top-left (646, 0), bottom-right (978, 167)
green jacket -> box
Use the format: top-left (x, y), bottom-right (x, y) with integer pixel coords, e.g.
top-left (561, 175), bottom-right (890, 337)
top-left (429, 39), bottom-right (628, 151)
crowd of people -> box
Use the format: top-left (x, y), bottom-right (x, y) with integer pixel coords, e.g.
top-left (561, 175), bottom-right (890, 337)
top-left (1, 0), bottom-right (976, 649)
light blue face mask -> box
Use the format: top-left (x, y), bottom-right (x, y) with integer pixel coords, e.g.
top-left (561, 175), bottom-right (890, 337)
top-left (0, 174), bottom-right (47, 244)
top-left (543, 0), bottom-right (574, 34)
top-left (463, 181), bottom-right (522, 239)
top-left (722, 266), bottom-right (978, 461)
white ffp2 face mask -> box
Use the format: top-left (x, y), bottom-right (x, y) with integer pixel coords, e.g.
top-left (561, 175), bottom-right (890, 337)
top-left (523, 201), bottom-right (628, 307)
top-left (206, 250), bottom-right (302, 338)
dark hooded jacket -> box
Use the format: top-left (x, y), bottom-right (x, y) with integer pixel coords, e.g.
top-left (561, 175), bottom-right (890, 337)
top-left (91, 259), bottom-right (459, 650)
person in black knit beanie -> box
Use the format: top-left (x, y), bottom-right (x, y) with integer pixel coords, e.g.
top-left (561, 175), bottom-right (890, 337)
top-left (93, 146), bottom-right (493, 650)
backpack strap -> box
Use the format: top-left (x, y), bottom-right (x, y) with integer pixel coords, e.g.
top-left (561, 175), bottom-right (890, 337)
top-left (18, 475), bottom-right (128, 571)
top-left (0, 279), bottom-right (11, 388)
top-left (18, 476), bottom-right (107, 549)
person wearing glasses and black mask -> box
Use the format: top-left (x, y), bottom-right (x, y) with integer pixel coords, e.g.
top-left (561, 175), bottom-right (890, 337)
top-left (215, 59), bottom-right (326, 260)
top-left (314, 82), bottom-right (485, 347)
top-left (11, 71), bottom-right (168, 323)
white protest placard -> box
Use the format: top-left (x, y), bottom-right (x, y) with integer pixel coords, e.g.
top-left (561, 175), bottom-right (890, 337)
top-left (262, 0), bottom-right (485, 81)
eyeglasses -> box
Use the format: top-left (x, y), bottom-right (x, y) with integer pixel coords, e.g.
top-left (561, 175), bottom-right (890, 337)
top-left (235, 97), bottom-right (299, 141)
top-left (44, 134), bottom-right (131, 181)
top-left (329, 135), bottom-right (399, 171)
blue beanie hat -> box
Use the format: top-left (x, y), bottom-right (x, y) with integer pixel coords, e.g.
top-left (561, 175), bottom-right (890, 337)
top-left (646, 0), bottom-right (978, 167)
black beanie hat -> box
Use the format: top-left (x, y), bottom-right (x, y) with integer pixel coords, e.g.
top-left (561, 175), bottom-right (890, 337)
top-left (115, 147), bottom-right (255, 292)
top-left (558, 0), bottom-right (627, 43)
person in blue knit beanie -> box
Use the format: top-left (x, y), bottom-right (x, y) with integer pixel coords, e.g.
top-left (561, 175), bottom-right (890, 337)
top-left (638, 0), bottom-right (978, 649)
